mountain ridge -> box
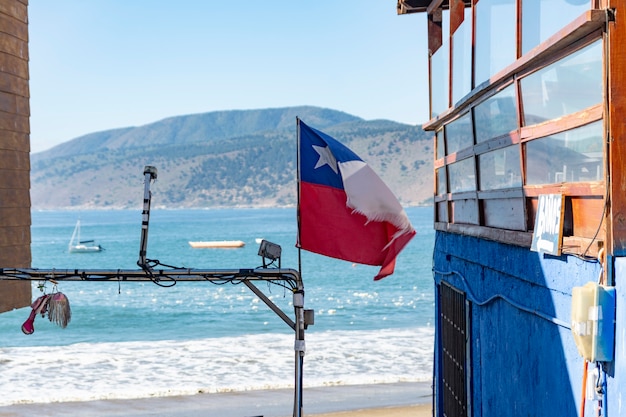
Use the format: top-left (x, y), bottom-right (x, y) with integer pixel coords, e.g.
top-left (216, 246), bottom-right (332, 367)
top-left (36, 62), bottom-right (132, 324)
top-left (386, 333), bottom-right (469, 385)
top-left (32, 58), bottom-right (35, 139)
top-left (30, 106), bottom-right (433, 209)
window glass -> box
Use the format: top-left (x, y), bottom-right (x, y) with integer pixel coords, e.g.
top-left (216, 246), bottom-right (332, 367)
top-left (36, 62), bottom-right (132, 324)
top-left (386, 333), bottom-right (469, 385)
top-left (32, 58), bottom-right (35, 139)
top-left (448, 158), bottom-right (476, 192)
top-left (525, 120), bottom-right (603, 185)
top-left (521, 40), bottom-right (602, 125)
top-left (431, 40), bottom-right (450, 118)
top-left (436, 130), bottom-right (445, 159)
top-left (475, 0), bottom-right (517, 86)
top-left (522, 0), bottom-right (590, 55)
top-left (478, 146), bottom-right (522, 190)
top-left (452, 8), bottom-right (473, 104)
top-left (474, 85), bottom-right (518, 143)
top-left (431, 10), bottom-right (450, 118)
top-left (437, 167), bottom-right (447, 195)
top-left (445, 112), bottom-right (474, 155)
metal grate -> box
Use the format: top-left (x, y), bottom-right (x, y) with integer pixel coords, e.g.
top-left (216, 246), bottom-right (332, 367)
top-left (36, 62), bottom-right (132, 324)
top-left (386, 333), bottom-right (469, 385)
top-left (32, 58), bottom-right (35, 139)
top-left (439, 282), bottom-right (470, 417)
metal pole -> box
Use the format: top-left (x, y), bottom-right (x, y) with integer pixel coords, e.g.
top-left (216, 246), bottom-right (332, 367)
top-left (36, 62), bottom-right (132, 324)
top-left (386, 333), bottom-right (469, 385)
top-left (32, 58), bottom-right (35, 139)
top-left (138, 166), bottom-right (157, 268)
top-left (293, 289), bottom-right (305, 417)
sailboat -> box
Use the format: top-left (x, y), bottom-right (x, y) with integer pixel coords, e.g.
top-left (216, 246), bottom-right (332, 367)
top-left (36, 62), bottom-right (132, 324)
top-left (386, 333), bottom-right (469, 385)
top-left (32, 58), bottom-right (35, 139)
top-left (68, 220), bottom-right (103, 253)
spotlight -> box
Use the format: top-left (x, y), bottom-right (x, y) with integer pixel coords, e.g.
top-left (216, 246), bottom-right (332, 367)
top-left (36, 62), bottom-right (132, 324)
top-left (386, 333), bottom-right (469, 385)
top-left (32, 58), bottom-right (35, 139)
top-left (258, 240), bottom-right (282, 267)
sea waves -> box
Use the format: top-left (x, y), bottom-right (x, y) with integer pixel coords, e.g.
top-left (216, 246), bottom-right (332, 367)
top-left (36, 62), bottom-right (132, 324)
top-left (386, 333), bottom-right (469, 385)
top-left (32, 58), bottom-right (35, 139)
top-left (0, 326), bottom-right (433, 406)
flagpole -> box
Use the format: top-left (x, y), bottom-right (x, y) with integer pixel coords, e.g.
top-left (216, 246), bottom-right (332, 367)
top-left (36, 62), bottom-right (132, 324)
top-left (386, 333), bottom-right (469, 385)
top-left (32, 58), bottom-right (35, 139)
top-left (296, 116), bottom-right (303, 275)
top-left (294, 116), bottom-right (304, 417)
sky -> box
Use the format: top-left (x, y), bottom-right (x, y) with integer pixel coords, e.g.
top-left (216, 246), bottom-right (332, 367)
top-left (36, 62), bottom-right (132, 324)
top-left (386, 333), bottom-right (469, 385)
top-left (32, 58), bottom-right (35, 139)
top-left (28, 1), bottom-right (428, 153)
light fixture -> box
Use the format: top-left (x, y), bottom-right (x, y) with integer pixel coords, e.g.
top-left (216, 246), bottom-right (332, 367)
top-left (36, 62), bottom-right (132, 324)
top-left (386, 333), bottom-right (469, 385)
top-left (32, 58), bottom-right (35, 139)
top-left (258, 240), bottom-right (282, 267)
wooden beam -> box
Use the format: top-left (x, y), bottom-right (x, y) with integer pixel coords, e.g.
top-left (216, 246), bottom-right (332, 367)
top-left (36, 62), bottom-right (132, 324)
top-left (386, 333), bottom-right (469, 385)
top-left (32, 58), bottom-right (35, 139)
top-left (607, 2), bottom-right (626, 255)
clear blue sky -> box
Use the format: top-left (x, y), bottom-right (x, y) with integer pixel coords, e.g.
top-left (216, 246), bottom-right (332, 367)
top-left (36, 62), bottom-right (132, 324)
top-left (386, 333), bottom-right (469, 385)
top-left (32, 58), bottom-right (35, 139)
top-left (28, 1), bottom-right (428, 153)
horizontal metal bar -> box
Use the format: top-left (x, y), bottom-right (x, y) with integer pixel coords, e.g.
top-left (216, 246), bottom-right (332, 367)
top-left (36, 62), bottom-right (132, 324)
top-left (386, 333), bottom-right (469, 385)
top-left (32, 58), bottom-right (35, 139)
top-left (0, 267), bottom-right (302, 288)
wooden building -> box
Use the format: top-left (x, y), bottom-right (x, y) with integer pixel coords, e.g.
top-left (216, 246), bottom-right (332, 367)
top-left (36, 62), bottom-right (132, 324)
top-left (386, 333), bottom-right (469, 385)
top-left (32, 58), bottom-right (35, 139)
top-left (398, 0), bottom-right (625, 415)
top-left (0, 0), bottom-right (30, 313)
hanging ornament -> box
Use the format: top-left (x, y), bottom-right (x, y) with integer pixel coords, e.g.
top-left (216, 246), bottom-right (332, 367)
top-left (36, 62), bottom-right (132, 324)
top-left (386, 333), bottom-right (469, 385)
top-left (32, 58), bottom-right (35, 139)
top-left (21, 294), bottom-right (50, 335)
top-left (21, 280), bottom-right (72, 334)
top-left (47, 292), bottom-right (72, 328)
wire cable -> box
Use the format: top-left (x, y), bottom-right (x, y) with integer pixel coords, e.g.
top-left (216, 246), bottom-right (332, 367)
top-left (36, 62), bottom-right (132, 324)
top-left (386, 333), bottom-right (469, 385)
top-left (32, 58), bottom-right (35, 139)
top-left (433, 268), bottom-right (571, 329)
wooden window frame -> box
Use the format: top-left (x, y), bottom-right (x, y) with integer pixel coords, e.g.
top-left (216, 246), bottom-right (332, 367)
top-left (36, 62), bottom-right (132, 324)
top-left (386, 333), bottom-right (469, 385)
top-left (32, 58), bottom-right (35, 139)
top-left (431, 20), bottom-right (606, 255)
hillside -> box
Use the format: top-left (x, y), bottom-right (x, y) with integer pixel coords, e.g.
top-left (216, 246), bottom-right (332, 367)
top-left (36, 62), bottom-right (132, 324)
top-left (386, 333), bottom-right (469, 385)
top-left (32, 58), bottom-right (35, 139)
top-left (30, 106), bottom-right (434, 209)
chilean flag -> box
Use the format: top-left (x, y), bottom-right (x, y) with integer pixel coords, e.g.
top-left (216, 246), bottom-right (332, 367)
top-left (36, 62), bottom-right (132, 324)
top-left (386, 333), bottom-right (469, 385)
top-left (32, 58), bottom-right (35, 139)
top-left (296, 119), bottom-right (416, 280)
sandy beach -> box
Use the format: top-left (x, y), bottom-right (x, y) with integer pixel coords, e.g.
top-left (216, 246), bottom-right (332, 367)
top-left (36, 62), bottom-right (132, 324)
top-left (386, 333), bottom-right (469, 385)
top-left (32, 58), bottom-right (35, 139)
top-left (0, 382), bottom-right (431, 417)
top-left (308, 404), bottom-right (431, 417)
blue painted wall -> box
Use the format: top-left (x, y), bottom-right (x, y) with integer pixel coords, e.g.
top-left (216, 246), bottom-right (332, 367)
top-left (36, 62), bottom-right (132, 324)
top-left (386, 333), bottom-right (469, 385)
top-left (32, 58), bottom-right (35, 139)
top-left (609, 258), bottom-right (626, 416)
top-left (432, 231), bottom-right (621, 416)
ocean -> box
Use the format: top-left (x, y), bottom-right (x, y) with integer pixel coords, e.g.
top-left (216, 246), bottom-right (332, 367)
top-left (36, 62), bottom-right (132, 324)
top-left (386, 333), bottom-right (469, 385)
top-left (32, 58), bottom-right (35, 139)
top-left (0, 207), bottom-right (434, 406)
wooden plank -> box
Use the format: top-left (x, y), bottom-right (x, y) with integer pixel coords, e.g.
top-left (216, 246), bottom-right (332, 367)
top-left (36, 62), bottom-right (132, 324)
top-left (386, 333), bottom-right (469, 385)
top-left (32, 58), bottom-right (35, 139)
top-left (520, 105), bottom-right (603, 140)
top-left (0, 88), bottom-right (26, 114)
top-left (0, 70), bottom-right (28, 98)
top-left (0, 129), bottom-right (29, 151)
top-left (0, 108), bottom-right (28, 132)
top-left (0, 148), bottom-right (28, 170)
top-left (427, 0), bottom-right (445, 16)
top-left (607, 0), bottom-right (626, 255)
top-left (523, 182), bottom-right (605, 197)
top-left (0, 0), bottom-right (27, 23)
top-left (478, 188), bottom-right (524, 199)
top-left (449, 0), bottom-right (465, 35)
top-left (0, 28), bottom-right (27, 59)
top-left (428, 9), bottom-right (443, 55)
top-left (0, 243), bottom-right (30, 265)
top-left (0, 168), bottom-right (29, 190)
top-left (0, 280), bottom-right (31, 313)
top-left (451, 198), bottom-right (479, 224)
top-left (0, 224), bottom-right (29, 246)
top-left (483, 198), bottom-right (526, 230)
top-left (561, 236), bottom-right (603, 258)
top-left (0, 11), bottom-right (27, 41)
top-left (473, 131), bottom-right (520, 155)
top-left (0, 187), bottom-right (29, 207)
top-left (0, 207), bottom-right (30, 227)
top-left (442, 222), bottom-right (534, 247)
top-left (449, 190), bottom-right (477, 200)
top-left (572, 196), bottom-right (605, 239)
top-left (443, 145), bottom-right (474, 164)
top-left (0, 50), bottom-right (28, 79)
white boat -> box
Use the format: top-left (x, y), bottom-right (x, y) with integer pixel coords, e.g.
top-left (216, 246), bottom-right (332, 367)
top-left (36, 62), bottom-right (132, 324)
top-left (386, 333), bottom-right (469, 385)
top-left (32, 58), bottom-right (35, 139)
top-left (68, 220), bottom-right (103, 253)
top-left (188, 240), bottom-right (245, 248)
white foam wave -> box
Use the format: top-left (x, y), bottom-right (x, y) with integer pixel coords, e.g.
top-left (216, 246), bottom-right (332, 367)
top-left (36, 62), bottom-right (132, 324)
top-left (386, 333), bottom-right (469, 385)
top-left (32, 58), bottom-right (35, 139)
top-left (0, 327), bottom-right (433, 406)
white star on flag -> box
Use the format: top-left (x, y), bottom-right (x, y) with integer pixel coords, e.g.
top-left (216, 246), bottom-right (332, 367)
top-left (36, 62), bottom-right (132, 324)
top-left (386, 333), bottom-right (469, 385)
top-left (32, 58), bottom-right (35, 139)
top-left (312, 144), bottom-right (338, 174)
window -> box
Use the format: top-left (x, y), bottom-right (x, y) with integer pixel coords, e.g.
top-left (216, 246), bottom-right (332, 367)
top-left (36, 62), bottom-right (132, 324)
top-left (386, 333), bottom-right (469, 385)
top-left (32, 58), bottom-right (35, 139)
top-left (474, 85), bottom-right (518, 143)
top-left (445, 112), bottom-right (474, 155)
top-left (522, 0), bottom-right (590, 55)
top-left (452, 8), bottom-right (473, 104)
top-left (425, 0), bottom-right (606, 250)
top-left (431, 10), bottom-right (450, 117)
top-left (479, 146), bottom-right (522, 190)
top-left (475, 0), bottom-right (517, 85)
top-left (520, 40), bottom-right (602, 125)
top-left (437, 129), bottom-right (445, 159)
top-left (437, 167), bottom-right (448, 195)
top-left (449, 158), bottom-right (476, 193)
top-left (525, 120), bottom-right (603, 185)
